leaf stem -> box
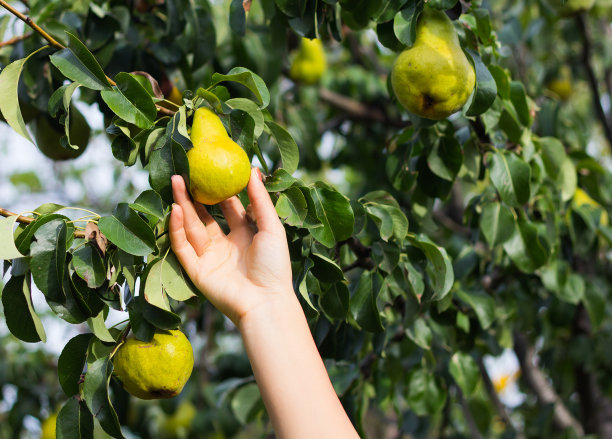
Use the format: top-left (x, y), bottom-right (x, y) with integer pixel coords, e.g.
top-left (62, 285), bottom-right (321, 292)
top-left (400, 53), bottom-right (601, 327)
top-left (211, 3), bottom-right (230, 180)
top-left (0, 206), bottom-right (86, 238)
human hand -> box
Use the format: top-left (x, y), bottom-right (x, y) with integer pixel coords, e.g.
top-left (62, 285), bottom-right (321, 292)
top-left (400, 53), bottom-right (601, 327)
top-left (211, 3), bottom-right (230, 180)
top-left (169, 168), bottom-right (294, 326)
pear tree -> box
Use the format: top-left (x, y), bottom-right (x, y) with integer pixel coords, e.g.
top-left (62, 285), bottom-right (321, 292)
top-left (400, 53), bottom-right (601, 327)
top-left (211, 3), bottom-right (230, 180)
top-left (1, 0), bottom-right (612, 437)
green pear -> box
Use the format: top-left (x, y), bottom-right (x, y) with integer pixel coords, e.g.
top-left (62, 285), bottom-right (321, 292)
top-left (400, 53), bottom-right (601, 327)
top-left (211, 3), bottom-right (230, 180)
top-left (187, 107), bottom-right (251, 205)
top-left (32, 107), bottom-right (91, 161)
top-left (289, 38), bottom-right (327, 85)
top-left (391, 8), bottom-right (475, 120)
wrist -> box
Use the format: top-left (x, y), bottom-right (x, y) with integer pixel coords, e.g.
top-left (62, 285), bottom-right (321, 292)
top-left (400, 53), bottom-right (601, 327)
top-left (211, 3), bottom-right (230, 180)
top-left (237, 289), bottom-right (303, 335)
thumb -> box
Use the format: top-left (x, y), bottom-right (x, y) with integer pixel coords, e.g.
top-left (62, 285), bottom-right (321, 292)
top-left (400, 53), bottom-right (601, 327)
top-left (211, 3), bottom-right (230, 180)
top-left (247, 167), bottom-right (282, 233)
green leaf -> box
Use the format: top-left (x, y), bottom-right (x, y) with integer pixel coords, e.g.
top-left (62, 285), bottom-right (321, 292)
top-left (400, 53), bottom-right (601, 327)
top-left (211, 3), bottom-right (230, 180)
top-left (406, 318), bottom-right (432, 349)
top-left (72, 244), bottom-right (106, 288)
top-left (311, 253), bottom-right (346, 284)
top-left (350, 271), bottom-right (384, 332)
top-left (229, 0), bottom-right (246, 36)
top-left (489, 65), bottom-right (510, 99)
top-left (361, 191), bottom-right (408, 242)
top-left (479, 202), bottom-right (515, 247)
top-left (210, 67), bottom-right (270, 108)
top-left (57, 397), bottom-right (94, 439)
top-left (162, 253), bottom-right (198, 301)
top-left (14, 213), bottom-right (72, 255)
top-left (265, 168), bottom-right (297, 192)
top-left (226, 98), bottom-right (265, 137)
top-left (86, 311), bottom-right (115, 343)
top-left (510, 81), bottom-right (532, 127)
top-left (409, 235), bottom-right (454, 301)
top-left (276, 187), bottom-right (308, 227)
top-left (97, 204), bottom-right (157, 257)
top-left (449, 352), bottom-right (479, 396)
top-left (83, 354), bottom-right (125, 439)
top-left (465, 50), bottom-right (498, 116)
top-left (49, 32), bottom-right (111, 90)
top-left (0, 215), bottom-right (24, 260)
top-left (488, 149), bottom-right (531, 207)
top-left (556, 273), bottom-right (584, 305)
top-left (231, 383), bottom-right (263, 425)
top-left (265, 121), bottom-right (300, 174)
top-left (583, 281), bottom-right (605, 330)
top-left (30, 220), bottom-right (68, 303)
top-left (456, 289), bottom-right (495, 330)
top-left (0, 46), bottom-right (49, 143)
top-left (58, 333), bottom-right (94, 397)
top-left (1, 275), bottom-right (46, 343)
top-left (406, 368), bottom-right (447, 416)
top-left (142, 258), bottom-right (171, 311)
top-left (147, 128), bottom-right (190, 205)
top-left (70, 274), bottom-right (105, 318)
top-left (129, 190), bottom-right (164, 220)
top-left (539, 137), bottom-right (566, 180)
top-left (306, 184), bottom-right (354, 248)
top-left (427, 136), bottom-right (463, 182)
top-left (229, 109), bottom-right (255, 153)
top-left (320, 282), bottom-right (350, 321)
top-left (503, 219), bottom-right (550, 273)
top-left (101, 73), bottom-right (157, 129)
top-left (393, 3), bottom-right (421, 46)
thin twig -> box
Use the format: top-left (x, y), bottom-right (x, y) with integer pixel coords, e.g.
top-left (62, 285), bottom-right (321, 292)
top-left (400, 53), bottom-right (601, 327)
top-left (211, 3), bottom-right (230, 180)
top-left (576, 13), bottom-right (612, 150)
top-left (318, 88), bottom-right (410, 129)
top-left (514, 332), bottom-right (585, 436)
top-left (456, 385), bottom-right (484, 439)
top-left (478, 357), bottom-right (520, 435)
top-left (1, 207), bottom-right (86, 238)
top-left (0, 32), bottom-right (32, 48)
top-left (0, 2), bottom-right (179, 117)
top-left (0, 0), bottom-right (63, 49)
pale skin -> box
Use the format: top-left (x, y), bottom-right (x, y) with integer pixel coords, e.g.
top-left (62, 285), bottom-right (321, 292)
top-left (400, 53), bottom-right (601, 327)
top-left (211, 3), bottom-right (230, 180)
top-left (169, 168), bottom-right (360, 439)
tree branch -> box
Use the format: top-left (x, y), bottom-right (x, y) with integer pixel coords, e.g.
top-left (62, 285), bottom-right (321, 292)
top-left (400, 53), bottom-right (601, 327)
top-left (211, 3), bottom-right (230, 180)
top-left (576, 13), bottom-right (612, 150)
top-left (318, 88), bottom-right (410, 129)
top-left (340, 236), bottom-right (375, 272)
top-left (477, 357), bottom-right (520, 435)
top-left (0, 32), bottom-right (32, 48)
top-left (456, 385), bottom-right (484, 439)
top-left (513, 332), bottom-right (585, 436)
top-left (0, 0), bottom-right (63, 49)
top-left (1, 207), bottom-right (86, 238)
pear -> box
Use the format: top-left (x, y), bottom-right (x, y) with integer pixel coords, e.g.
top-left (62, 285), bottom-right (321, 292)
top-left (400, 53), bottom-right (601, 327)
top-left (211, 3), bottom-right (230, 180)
top-left (32, 106), bottom-right (91, 160)
top-left (391, 8), bottom-right (475, 120)
top-left (187, 107), bottom-right (251, 205)
top-left (289, 38), bottom-right (327, 85)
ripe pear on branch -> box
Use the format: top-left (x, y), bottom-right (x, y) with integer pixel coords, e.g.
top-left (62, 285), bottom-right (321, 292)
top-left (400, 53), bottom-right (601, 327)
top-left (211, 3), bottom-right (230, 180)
top-left (391, 7), bottom-right (475, 120)
top-left (289, 38), bottom-right (327, 85)
top-left (187, 107), bottom-right (251, 205)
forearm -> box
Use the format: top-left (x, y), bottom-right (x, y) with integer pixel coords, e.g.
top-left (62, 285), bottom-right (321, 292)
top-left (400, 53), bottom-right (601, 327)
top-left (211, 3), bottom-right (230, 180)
top-left (239, 294), bottom-right (359, 439)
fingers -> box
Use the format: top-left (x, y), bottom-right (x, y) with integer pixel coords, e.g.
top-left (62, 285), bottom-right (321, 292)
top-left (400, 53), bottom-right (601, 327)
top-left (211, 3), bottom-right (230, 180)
top-left (171, 175), bottom-right (211, 256)
top-left (194, 203), bottom-right (223, 237)
top-left (247, 167), bottom-right (282, 233)
top-left (169, 204), bottom-right (199, 274)
top-left (219, 196), bottom-right (248, 232)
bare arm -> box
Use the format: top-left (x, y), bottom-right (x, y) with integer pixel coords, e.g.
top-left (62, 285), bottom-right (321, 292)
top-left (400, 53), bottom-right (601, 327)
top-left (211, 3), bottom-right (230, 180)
top-left (169, 169), bottom-right (359, 439)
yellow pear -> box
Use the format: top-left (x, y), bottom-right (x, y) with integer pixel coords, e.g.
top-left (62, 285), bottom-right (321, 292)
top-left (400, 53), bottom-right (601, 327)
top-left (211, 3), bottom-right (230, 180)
top-left (187, 107), bottom-right (251, 205)
top-left (391, 8), bottom-right (475, 120)
top-left (547, 67), bottom-right (573, 100)
top-left (289, 38), bottom-right (327, 85)
top-left (40, 412), bottom-right (57, 439)
top-left (573, 187), bottom-right (608, 226)
top-left (112, 329), bottom-right (194, 400)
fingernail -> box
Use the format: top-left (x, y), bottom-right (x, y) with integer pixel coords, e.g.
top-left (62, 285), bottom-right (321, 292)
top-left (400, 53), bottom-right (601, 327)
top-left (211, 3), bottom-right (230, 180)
top-left (253, 167), bottom-right (263, 182)
top-left (171, 203), bottom-right (178, 211)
